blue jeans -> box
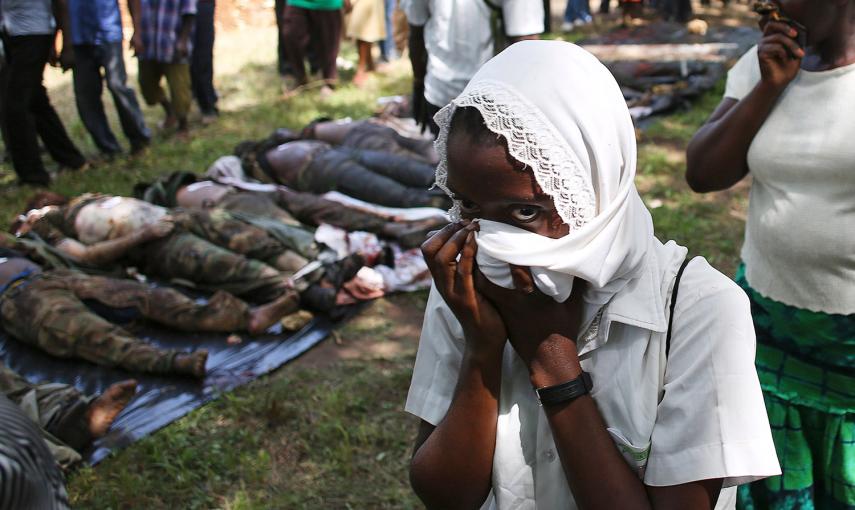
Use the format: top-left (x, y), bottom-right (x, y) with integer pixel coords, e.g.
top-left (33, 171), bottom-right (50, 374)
top-left (73, 42), bottom-right (150, 154)
top-left (564, 0), bottom-right (592, 22)
top-left (379, 0), bottom-right (397, 60)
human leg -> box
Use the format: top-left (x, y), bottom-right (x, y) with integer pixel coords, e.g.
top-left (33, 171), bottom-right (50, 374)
top-left (191, 0), bottom-right (219, 116)
top-left (301, 150), bottom-right (441, 208)
top-left (72, 44), bottom-right (123, 155)
top-left (173, 208), bottom-right (317, 267)
top-left (0, 275), bottom-right (202, 377)
top-left (309, 8), bottom-right (343, 85)
top-left (281, 5), bottom-right (311, 84)
top-left (379, 0), bottom-right (397, 60)
top-left (350, 148), bottom-right (437, 188)
top-left (163, 63), bottom-right (192, 130)
top-left (138, 59), bottom-right (173, 122)
top-left (142, 232), bottom-right (291, 303)
top-left (0, 360), bottom-right (136, 452)
top-left (3, 36), bottom-right (84, 182)
top-left (353, 40), bottom-right (373, 87)
top-left (102, 42), bottom-right (150, 151)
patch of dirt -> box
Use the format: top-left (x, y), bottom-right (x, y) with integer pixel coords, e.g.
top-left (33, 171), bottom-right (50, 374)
top-left (295, 293), bottom-right (426, 369)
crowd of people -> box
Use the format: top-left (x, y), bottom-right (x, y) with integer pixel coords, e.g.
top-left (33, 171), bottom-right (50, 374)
top-left (0, 1), bottom-right (852, 509)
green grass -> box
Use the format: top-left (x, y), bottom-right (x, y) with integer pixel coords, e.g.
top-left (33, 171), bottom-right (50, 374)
top-left (0, 23), bottom-right (750, 510)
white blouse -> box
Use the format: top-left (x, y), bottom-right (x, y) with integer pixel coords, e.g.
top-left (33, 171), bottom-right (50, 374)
top-left (725, 46), bottom-right (855, 314)
top-left (406, 239), bottom-right (780, 509)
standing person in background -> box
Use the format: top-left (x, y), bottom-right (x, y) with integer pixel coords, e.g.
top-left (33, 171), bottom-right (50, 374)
top-left (191, 0), bottom-right (218, 124)
top-left (67, 0), bottom-right (151, 158)
top-left (0, 0), bottom-right (87, 187)
top-left (346, 0), bottom-right (386, 87)
top-left (280, 0), bottom-right (343, 97)
top-left (275, 0), bottom-right (292, 76)
top-left (686, 3), bottom-right (855, 508)
top-left (402, 0), bottom-right (544, 136)
top-left (379, 0), bottom-right (398, 62)
top-left (128, 0), bottom-right (196, 135)
top-left (561, 0), bottom-right (593, 32)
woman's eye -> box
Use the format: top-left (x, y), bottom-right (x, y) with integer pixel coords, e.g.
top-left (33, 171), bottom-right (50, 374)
top-left (510, 206), bottom-right (540, 223)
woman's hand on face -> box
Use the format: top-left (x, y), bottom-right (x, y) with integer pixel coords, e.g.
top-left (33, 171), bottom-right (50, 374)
top-left (758, 20), bottom-right (804, 92)
top-left (474, 265), bottom-right (583, 370)
top-left (421, 222), bottom-right (507, 357)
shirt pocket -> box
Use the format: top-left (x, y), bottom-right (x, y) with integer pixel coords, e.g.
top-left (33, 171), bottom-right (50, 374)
top-left (607, 427), bottom-right (651, 479)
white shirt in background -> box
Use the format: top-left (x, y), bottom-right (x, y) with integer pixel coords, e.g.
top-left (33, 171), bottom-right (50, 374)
top-left (724, 46), bottom-right (855, 315)
top-left (401, 0), bottom-right (544, 108)
top-left (406, 239), bottom-right (781, 509)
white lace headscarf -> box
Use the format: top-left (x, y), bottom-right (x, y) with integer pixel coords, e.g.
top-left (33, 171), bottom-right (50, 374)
top-left (434, 40), bottom-right (654, 305)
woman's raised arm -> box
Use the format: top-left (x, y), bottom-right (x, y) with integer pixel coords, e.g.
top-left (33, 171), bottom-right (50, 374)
top-left (686, 21), bottom-right (803, 193)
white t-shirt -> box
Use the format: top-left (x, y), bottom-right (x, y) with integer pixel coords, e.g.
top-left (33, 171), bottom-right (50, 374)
top-left (401, 0), bottom-right (544, 108)
top-left (724, 46), bottom-right (855, 314)
top-left (406, 239), bottom-right (780, 509)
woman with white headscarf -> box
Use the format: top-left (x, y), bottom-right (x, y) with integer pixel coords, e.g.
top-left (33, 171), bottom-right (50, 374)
top-left (407, 41), bottom-right (781, 509)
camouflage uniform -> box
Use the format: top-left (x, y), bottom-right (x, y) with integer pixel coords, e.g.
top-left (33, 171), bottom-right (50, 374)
top-left (32, 197), bottom-right (309, 302)
top-left (0, 270), bottom-right (256, 375)
top-left (0, 360), bottom-right (90, 468)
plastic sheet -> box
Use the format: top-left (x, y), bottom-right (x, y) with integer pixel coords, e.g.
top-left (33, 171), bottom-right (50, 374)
top-left (0, 303), bottom-right (359, 465)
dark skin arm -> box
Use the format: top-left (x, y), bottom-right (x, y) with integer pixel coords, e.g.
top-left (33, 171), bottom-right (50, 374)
top-left (410, 222), bottom-right (506, 509)
top-left (685, 21), bottom-right (804, 193)
top-left (408, 24), bottom-right (430, 133)
top-left (127, 0), bottom-right (144, 56)
top-left (411, 222), bottom-right (723, 509)
top-left (51, 0), bottom-right (74, 71)
top-left (174, 14), bottom-right (196, 62)
top-left (55, 218), bottom-right (174, 266)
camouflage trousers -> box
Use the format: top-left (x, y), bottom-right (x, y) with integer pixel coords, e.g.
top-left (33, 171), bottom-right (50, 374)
top-left (173, 208), bottom-right (316, 266)
top-left (0, 270), bottom-right (252, 374)
top-left (0, 360), bottom-right (89, 468)
top-left (139, 232), bottom-right (294, 302)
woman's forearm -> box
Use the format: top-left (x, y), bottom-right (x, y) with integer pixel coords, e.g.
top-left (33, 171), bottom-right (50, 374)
top-left (685, 81), bottom-right (785, 193)
top-left (410, 345), bottom-right (503, 510)
top-left (529, 336), bottom-right (653, 510)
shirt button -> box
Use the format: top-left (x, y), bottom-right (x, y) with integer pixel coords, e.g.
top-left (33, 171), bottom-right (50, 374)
top-left (545, 449), bottom-right (556, 462)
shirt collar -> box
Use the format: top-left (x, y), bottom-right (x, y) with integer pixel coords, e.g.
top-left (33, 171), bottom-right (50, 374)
top-left (578, 241), bottom-right (687, 356)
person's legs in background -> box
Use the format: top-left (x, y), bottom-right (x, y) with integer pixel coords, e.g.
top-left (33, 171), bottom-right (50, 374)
top-left (379, 0), bottom-right (397, 62)
top-left (163, 63), bottom-right (193, 133)
top-left (101, 42), bottom-right (151, 154)
top-left (281, 5), bottom-right (311, 90)
top-left (309, 8), bottom-right (343, 95)
top-left (72, 44), bottom-right (124, 157)
top-left (599, 0), bottom-right (610, 14)
top-left (138, 59), bottom-right (176, 130)
top-left (191, 0), bottom-right (219, 123)
top-left (275, 0), bottom-right (294, 76)
top-left (562, 0), bottom-right (581, 31)
top-left (2, 35), bottom-right (86, 186)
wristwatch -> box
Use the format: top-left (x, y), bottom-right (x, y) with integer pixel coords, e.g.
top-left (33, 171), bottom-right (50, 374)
top-left (535, 371), bottom-right (593, 407)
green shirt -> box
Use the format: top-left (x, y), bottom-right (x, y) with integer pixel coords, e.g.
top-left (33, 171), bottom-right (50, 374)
top-left (287, 0), bottom-right (343, 10)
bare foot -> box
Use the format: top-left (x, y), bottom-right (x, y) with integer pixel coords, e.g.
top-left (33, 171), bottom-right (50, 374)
top-left (248, 292), bottom-right (300, 335)
top-left (173, 350), bottom-right (208, 378)
top-left (352, 71), bottom-right (370, 88)
top-left (86, 379), bottom-right (138, 438)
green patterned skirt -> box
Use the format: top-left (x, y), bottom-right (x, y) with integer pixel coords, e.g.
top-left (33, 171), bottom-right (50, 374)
top-left (735, 265), bottom-right (855, 510)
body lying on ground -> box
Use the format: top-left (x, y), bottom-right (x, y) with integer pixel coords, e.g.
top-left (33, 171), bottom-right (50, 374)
top-left (12, 192), bottom-right (360, 310)
top-left (0, 359), bottom-right (137, 469)
top-left (295, 117), bottom-right (439, 164)
top-left (234, 132), bottom-right (449, 209)
top-left (134, 169), bottom-right (447, 250)
top-left (0, 252), bottom-right (304, 378)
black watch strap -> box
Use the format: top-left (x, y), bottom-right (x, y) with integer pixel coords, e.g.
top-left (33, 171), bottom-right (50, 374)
top-left (535, 371), bottom-right (593, 407)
